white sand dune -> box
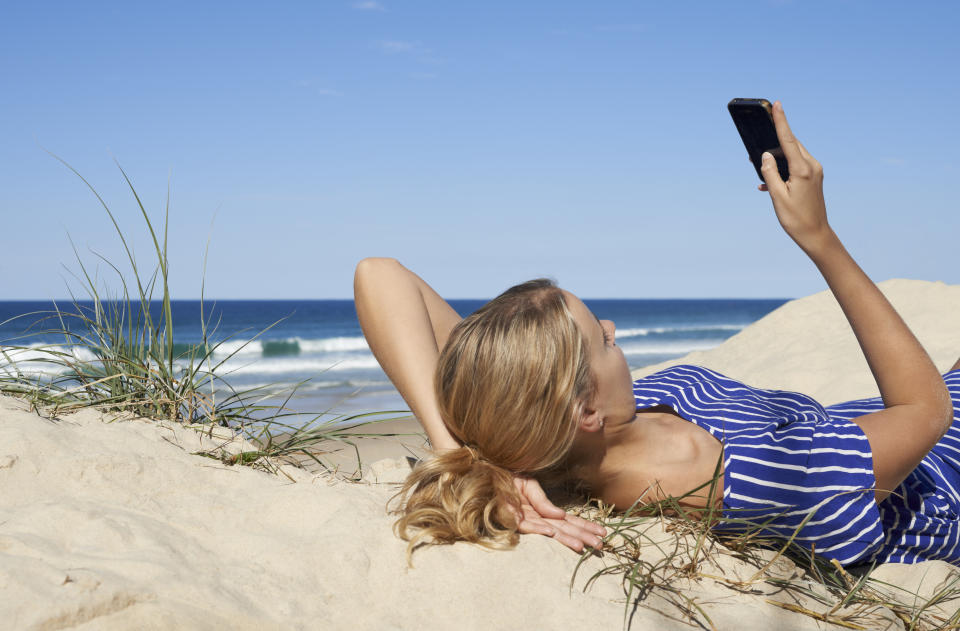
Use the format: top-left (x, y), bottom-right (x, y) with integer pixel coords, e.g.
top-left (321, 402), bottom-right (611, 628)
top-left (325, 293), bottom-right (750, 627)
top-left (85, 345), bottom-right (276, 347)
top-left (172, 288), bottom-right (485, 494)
top-left (1, 279), bottom-right (958, 630)
top-left (631, 278), bottom-right (960, 403)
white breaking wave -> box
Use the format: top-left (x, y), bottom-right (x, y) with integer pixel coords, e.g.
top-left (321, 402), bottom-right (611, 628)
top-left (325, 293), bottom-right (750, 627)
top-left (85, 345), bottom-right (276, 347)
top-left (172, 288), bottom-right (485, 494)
top-left (0, 344), bottom-right (99, 377)
top-left (298, 336), bottom-right (369, 353)
top-left (619, 341), bottom-right (720, 355)
top-left (615, 324), bottom-right (744, 339)
top-left (210, 340), bottom-right (263, 358)
top-left (208, 336), bottom-right (369, 358)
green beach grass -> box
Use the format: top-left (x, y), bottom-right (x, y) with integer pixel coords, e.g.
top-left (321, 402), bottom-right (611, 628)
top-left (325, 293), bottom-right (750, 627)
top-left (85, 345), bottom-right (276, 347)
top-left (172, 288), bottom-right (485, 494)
top-left (0, 159), bottom-right (404, 478)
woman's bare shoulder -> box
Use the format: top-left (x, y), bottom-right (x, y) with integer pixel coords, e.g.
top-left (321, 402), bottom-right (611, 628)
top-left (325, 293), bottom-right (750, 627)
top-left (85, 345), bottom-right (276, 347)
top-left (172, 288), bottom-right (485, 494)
top-left (598, 412), bottom-right (723, 510)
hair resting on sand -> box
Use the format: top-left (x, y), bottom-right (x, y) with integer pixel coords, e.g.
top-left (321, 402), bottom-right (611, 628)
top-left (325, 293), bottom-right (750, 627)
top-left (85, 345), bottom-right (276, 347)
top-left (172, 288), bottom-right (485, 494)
top-left (390, 279), bottom-right (596, 562)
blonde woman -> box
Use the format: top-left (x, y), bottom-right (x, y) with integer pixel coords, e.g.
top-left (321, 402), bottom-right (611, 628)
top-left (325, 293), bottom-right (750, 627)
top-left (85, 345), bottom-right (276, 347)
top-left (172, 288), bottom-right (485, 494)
top-left (355, 103), bottom-right (960, 566)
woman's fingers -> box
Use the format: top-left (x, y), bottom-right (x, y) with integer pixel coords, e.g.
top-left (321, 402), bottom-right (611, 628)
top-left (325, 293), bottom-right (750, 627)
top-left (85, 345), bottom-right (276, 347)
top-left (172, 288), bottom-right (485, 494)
top-left (554, 529), bottom-right (591, 552)
top-left (516, 513), bottom-right (555, 537)
top-left (771, 100), bottom-right (804, 168)
top-left (511, 475), bottom-right (607, 551)
top-left (517, 506), bottom-right (606, 552)
top-left (549, 513), bottom-right (605, 548)
top-left (757, 101), bottom-right (831, 249)
top-left (562, 512), bottom-right (607, 537)
top-left (513, 476), bottom-right (565, 519)
top-left (797, 139), bottom-right (822, 175)
top-left (761, 152), bottom-right (788, 197)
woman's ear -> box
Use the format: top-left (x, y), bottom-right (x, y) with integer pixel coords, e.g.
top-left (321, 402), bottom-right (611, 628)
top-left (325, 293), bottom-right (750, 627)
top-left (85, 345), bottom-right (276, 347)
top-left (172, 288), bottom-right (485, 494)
top-left (579, 405), bottom-right (605, 432)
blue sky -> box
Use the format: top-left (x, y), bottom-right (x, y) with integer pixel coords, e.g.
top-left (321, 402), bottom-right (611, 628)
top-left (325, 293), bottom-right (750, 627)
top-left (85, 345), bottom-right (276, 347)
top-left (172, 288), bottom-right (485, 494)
top-left (2, 1), bottom-right (957, 299)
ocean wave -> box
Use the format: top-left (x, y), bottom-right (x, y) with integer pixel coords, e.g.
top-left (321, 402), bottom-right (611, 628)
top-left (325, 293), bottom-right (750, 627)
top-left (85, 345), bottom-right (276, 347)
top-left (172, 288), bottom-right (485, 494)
top-left (615, 324), bottom-right (744, 339)
top-left (0, 344), bottom-right (99, 377)
top-left (298, 336), bottom-right (369, 353)
top-left (618, 341), bottom-right (720, 355)
top-left (210, 339), bottom-right (264, 358)
top-left (0, 339), bottom-right (382, 382)
top-left (207, 336), bottom-right (369, 359)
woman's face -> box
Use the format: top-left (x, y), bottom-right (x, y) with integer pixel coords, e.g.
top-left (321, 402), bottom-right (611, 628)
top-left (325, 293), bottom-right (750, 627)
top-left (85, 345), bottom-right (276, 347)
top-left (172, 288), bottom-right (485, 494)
top-left (561, 290), bottom-right (637, 426)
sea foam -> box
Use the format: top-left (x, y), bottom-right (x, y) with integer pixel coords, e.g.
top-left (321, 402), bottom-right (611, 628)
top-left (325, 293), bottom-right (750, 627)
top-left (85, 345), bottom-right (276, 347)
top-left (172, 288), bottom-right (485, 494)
top-left (0, 344), bottom-right (100, 377)
top-left (618, 340), bottom-right (721, 355)
top-left (615, 324), bottom-right (744, 339)
top-left (209, 336), bottom-right (369, 358)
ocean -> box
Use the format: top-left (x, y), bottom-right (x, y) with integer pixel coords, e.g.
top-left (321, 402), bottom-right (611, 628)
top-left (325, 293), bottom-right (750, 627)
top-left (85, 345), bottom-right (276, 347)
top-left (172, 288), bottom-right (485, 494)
top-left (0, 297), bottom-right (788, 423)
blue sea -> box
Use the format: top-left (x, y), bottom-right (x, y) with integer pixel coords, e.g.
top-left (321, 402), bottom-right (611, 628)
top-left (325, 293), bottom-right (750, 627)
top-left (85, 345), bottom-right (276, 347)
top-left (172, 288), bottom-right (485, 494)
top-left (0, 298), bottom-right (788, 422)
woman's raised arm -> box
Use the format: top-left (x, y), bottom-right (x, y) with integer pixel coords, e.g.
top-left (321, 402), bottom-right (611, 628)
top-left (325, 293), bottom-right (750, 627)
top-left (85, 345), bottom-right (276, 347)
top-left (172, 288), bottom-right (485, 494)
top-left (760, 102), bottom-right (953, 502)
top-left (354, 257), bottom-right (462, 451)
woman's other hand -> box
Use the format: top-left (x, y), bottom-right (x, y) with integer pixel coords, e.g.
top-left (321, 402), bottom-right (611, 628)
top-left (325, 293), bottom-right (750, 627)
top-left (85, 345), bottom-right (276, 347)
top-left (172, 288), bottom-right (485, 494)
top-left (758, 101), bottom-right (835, 254)
top-left (512, 476), bottom-right (606, 553)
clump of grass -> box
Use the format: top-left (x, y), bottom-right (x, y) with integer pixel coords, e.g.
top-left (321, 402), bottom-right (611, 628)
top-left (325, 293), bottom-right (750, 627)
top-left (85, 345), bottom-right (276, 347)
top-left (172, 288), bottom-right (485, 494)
top-left (568, 470), bottom-right (960, 630)
top-left (0, 158), bottom-right (403, 476)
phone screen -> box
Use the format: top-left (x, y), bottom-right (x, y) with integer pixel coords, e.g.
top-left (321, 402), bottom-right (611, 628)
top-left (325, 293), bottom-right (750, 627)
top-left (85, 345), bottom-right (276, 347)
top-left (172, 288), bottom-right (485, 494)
top-left (728, 98), bottom-right (789, 182)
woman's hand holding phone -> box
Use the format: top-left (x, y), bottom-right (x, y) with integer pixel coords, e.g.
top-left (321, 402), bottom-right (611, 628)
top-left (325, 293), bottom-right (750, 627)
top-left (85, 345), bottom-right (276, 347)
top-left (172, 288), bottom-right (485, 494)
top-left (757, 101), bottom-right (953, 501)
top-left (759, 101), bottom-right (836, 256)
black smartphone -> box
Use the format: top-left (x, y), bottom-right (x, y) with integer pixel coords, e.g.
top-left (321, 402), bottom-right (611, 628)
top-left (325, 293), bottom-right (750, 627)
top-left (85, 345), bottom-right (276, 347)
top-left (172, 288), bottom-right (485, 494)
top-left (727, 98), bottom-right (789, 182)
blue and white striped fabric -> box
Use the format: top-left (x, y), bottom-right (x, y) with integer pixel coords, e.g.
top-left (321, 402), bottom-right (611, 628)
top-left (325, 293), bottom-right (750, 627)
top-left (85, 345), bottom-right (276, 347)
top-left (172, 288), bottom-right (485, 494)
top-left (632, 364), bottom-right (960, 566)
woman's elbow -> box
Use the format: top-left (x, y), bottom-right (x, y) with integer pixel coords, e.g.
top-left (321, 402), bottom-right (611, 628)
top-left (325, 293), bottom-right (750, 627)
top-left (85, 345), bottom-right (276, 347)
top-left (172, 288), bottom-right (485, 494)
top-left (934, 384), bottom-right (955, 438)
top-left (354, 257), bottom-right (401, 291)
top-left (919, 382), bottom-right (955, 440)
top-left (355, 257), bottom-right (400, 277)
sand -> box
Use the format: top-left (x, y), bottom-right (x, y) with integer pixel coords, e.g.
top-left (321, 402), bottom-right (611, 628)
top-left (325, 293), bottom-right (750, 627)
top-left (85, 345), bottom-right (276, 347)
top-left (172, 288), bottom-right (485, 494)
top-left (1, 278), bottom-right (958, 630)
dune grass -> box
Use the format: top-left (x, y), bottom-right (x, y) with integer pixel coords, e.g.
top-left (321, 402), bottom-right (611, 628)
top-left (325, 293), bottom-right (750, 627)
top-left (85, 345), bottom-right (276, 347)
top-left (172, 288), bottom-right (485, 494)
top-left (0, 160), bottom-right (403, 478)
top-left (567, 471), bottom-right (960, 630)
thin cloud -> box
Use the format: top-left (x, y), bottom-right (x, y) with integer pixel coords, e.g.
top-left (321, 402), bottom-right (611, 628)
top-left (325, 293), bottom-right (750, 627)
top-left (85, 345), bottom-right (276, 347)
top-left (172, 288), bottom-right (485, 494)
top-left (352, 1), bottom-right (385, 10)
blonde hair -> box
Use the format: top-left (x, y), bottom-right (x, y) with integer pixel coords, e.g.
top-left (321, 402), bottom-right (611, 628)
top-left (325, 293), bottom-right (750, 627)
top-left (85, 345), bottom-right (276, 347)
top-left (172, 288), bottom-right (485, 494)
top-left (391, 279), bottom-right (595, 562)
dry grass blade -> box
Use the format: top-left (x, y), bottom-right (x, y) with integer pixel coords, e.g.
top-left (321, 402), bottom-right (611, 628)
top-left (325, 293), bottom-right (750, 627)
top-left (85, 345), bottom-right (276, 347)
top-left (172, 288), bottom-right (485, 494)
top-left (568, 470), bottom-right (960, 631)
top-left (764, 600), bottom-right (867, 630)
top-left (0, 160), bottom-right (405, 478)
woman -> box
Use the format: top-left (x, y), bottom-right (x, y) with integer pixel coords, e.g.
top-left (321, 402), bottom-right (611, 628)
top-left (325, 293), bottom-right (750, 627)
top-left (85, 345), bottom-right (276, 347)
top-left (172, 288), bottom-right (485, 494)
top-left (355, 102), bottom-right (960, 566)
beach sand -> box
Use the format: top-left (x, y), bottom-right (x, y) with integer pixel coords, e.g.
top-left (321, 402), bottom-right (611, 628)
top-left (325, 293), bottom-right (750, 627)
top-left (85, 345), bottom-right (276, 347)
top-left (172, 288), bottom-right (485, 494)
top-left (2, 278), bottom-right (958, 629)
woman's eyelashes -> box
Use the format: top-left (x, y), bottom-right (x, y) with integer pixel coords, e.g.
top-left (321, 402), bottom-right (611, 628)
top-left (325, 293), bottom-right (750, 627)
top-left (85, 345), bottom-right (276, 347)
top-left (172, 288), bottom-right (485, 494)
top-left (592, 315), bottom-right (615, 347)
top-left (601, 324), bottom-right (614, 346)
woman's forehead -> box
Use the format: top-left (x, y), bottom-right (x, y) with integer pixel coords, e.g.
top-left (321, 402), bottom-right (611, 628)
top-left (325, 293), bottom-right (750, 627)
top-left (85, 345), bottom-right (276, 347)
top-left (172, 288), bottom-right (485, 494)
top-left (560, 290), bottom-right (598, 330)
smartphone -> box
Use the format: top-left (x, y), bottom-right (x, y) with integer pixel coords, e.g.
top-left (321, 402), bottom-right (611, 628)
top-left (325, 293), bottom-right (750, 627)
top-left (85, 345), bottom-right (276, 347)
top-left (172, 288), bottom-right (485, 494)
top-left (727, 98), bottom-right (789, 182)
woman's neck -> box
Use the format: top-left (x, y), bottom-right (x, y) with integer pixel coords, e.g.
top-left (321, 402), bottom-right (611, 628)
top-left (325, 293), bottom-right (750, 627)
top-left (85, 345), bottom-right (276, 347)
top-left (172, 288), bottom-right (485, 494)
top-left (564, 414), bottom-right (639, 491)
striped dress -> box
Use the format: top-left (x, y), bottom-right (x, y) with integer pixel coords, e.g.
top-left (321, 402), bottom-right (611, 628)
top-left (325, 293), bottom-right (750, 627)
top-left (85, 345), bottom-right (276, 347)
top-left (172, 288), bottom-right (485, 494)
top-left (631, 364), bottom-right (960, 566)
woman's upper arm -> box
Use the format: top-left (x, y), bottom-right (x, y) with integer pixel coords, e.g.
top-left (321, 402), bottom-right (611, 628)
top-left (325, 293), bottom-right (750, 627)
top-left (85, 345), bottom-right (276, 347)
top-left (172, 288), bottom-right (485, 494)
top-left (354, 258), bottom-right (464, 450)
top-left (852, 404), bottom-right (946, 502)
top-left (355, 257), bottom-right (461, 351)
top-left (411, 270), bottom-right (463, 352)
